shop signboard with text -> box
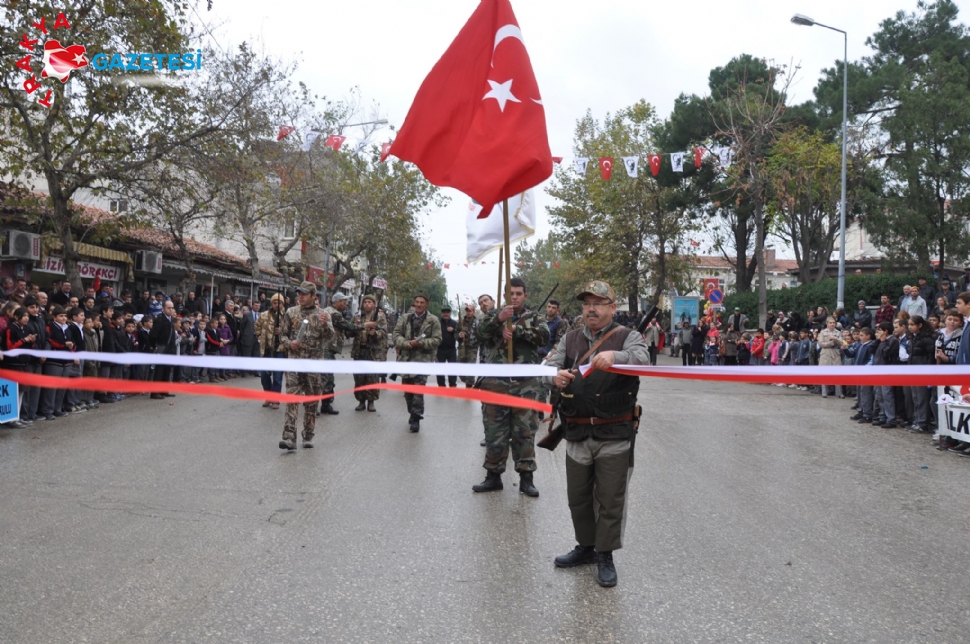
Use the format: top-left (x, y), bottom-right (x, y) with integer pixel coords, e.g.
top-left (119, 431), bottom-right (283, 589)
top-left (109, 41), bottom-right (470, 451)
top-left (34, 257), bottom-right (121, 281)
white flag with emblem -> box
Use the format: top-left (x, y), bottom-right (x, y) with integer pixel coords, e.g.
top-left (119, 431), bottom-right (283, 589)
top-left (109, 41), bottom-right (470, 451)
top-left (622, 156), bottom-right (639, 178)
top-left (573, 157), bottom-right (589, 175)
top-left (718, 147), bottom-right (734, 168)
top-left (671, 152), bottom-right (684, 173)
top-left (466, 190), bottom-right (536, 263)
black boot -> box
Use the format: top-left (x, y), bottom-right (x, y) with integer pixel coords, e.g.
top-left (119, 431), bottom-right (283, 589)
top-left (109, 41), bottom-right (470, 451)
top-left (355, 401), bottom-right (366, 411)
top-left (409, 414), bottom-right (420, 433)
top-left (472, 471), bottom-right (503, 493)
top-left (596, 551), bottom-right (617, 587)
top-left (519, 472), bottom-right (539, 497)
top-left (554, 545), bottom-right (595, 568)
top-left (320, 402), bottom-right (339, 415)
top-left (367, 401), bottom-right (376, 412)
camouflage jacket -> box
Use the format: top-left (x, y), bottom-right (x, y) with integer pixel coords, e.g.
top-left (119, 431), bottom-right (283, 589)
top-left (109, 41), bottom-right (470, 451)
top-left (392, 311), bottom-right (442, 363)
top-left (324, 306), bottom-right (358, 355)
top-left (540, 314), bottom-right (570, 360)
top-left (457, 315), bottom-right (480, 360)
top-left (279, 304), bottom-right (334, 360)
top-left (476, 305), bottom-right (550, 365)
top-left (351, 309), bottom-right (388, 360)
top-left (255, 307), bottom-right (286, 355)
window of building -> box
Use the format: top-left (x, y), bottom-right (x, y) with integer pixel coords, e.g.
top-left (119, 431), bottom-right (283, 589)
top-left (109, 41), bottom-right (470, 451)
top-left (283, 218), bottom-right (296, 239)
top-left (109, 199), bottom-right (128, 213)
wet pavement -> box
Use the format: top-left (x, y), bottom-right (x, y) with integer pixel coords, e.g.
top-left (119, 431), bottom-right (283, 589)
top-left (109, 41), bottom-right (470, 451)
top-left (1, 354), bottom-right (968, 643)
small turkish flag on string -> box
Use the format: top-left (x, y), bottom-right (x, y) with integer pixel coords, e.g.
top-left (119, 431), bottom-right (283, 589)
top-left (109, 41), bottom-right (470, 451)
top-left (325, 135), bottom-right (346, 151)
top-left (552, 156), bottom-right (563, 164)
top-left (598, 157), bottom-right (613, 180)
top-left (444, 263), bottom-right (450, 269)
top-left (380, 142), bottom-right (393, 162)
top-left (389, 0), bottom-right (552, 219)
top-left (277, 126), bottom-right (295, 141)
top-left (694, 147), bottom-right (705, 168)
top-left (92, 276), bottom-right (101, 292)
top-left (690, 239), bottom-right (700, 247)
top-left (648, 154), bottom-right (661, 176)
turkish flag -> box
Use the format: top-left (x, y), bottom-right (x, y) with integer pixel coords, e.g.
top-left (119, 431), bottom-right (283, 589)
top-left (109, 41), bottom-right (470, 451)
top-left (648, 154), bottom-right (661, 176)
top-left (380, 142), bottom-right (393, 162)
top-left (325, 135), bottom-right (346, 151)
top-left (389, 0), bottom-right (552, 218)
top-left (694, 147), bottom-right (705, 168)
top-left (277, 126), bottom-right (295, 141)
top-left (41, 40), bottom-right (88, 82)
top-left (599, 157), bottom-right (613, 180)
top-left (551, 156), bottom-right (563, 164)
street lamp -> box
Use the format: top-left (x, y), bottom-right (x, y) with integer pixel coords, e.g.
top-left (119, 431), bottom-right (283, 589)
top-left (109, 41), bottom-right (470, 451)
top-left (792, 13), bottom-right (849, 310)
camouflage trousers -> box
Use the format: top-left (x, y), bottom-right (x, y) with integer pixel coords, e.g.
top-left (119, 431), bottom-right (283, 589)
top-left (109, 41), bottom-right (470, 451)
top-left (353, 369), bottom-right (380, 402)
top-left (401, 374), bottom-right (427, 419)
top-left (458, 351), bottom-right (478, 386)
top-left (480, 377), bottom-right (540, 474)
top-left (321, 349), bottom-right (336, 394)
top-left (283, 371), bottom-right (323, 442)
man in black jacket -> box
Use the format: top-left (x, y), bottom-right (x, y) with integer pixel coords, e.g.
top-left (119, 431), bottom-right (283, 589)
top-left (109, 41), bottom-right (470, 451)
top-left (148, 300), bottom-right (178, 399)
top-left (436, 306), bottom-right (459, 387)
top-left (98, 311), bottom-right (128, 403)
top-left (22, 296), bottom-right (47, 422)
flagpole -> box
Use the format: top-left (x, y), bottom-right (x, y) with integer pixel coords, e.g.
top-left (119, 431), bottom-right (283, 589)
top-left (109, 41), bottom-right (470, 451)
top-left (497, 247), bottom-right (503, 306)
top-left (503, 199), bottom-right (513, 364)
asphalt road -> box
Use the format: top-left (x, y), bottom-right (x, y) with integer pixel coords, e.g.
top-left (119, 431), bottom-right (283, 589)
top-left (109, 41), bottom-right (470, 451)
top-left (1, 353), bottom-right (968, 643)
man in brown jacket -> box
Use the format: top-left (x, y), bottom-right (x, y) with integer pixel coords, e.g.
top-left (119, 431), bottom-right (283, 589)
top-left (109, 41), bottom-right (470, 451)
top-left (256, 293), bottom-right (286, 409)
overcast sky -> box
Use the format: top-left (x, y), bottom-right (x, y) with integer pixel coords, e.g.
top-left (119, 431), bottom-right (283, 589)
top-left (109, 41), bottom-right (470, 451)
top-left (205, 0), bottom-right (969, 305)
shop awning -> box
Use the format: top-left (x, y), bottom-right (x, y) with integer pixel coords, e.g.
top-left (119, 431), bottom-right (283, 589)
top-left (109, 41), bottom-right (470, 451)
top-left (48, 240), bottom-right (134, 265)
top-left (162, 260), bottom-right (248, 282)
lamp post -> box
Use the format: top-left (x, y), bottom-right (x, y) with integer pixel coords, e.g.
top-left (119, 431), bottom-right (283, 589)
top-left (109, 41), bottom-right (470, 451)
top-left (792, 13), bottom-right (848, 310)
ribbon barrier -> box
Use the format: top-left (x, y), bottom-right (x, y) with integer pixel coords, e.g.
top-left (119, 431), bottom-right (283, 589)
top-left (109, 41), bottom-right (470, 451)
top-left (0, 369), bottom-right (553, 413)
top-left (583, 364), bottom-right (970, 387)
top-left (2, 349), bottom-right (556, 379)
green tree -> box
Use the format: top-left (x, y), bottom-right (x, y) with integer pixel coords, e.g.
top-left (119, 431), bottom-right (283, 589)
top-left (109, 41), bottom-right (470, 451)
top-left (513, 235), bottom-right (587, 319)
top-left (547, 100), bottom-right (700, 309)
top-left (814, 0), bottom-right (970, 268)
top-left (0, 2), bottom-right (249, 292)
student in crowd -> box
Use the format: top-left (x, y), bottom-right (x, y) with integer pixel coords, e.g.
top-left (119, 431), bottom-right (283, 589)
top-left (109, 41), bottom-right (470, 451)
top-left (63, 307), bottom-right (87, 414)
top-left (39, 306), bottom-right (73, 420)
top-left (872, 322), bottom-right (899, 429)
top-left (99, 311), bottom-right (128, 402)
top-left (80, 315), bottom-right (101, 410)
top-left (849, 328), bottom-right (877, 424)
top-left (5, 306), bottom-right (37, 427)
top-left (749, 329), bottom-right (765, 366)
top-left (906, 315), bottom-right (936, 433)
top-left (204, 316), bottom-right (225, 382)
top-left (22, 296), bottom-right (47, 423)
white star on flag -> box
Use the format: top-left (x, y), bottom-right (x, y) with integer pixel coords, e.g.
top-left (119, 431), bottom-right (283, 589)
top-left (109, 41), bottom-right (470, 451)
top-left (573, 157), bottom-right (589, 174)
top-left (482, 79), bottom-right (521, 112)
top-left (622, 156), bottom-right (639, 178)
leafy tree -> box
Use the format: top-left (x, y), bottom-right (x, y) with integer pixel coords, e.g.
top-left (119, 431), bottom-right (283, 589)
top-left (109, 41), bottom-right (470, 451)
top-left (0, 2), bottom-right (249, 292)
top-left (547, 100), bottom-right (700, 309)
top-left (814, 0), bottom-right (970, 269)
top-left (513, 235), bottom-right (587, 319)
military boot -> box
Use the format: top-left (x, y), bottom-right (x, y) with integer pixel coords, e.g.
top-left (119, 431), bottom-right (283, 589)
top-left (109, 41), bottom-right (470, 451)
top-left (320, 402), bottom-right (339, 415)
top-left (596, 551), bottom-right (618, 587)
top-left (472, 471), bottom-right (503, 493)
top-left (367, 401), bottom-right (376, 412)
top-left (355, 401), bottom-right (366, 411)
top-left (279, 439), bottom-right (296, 451)
top-left (519, 472), bottom-right (539, 497)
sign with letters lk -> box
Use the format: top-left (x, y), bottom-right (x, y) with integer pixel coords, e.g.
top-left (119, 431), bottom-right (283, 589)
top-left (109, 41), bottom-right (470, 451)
top-left (0, 378), bottom-right (20, 423)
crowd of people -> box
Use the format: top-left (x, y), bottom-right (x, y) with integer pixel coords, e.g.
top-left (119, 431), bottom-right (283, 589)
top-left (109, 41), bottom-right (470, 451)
top-left (665, 282), bottom-right (970, 459)
top-left (0, 277), bottom-right (390, 428)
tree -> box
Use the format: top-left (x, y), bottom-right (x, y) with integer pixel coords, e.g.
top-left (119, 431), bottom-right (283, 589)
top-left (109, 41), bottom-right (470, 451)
top-left (547, 101), bottom-right (700, 309)
top-left (0, 2), bottom-right (250, 292)
top-left (513, 235), bottom-right (587, 319)
top-left (711, 60), bottom-right (797, 328)
top-left (814, 0), bottom-right (970, 269)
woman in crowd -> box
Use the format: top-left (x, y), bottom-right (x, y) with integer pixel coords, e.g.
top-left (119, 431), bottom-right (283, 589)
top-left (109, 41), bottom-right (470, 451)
top-left (722, 324), bottom-right (740, 366)
top-left (690, 321), bottom-right (707, 367)
top-left (931, 296), bottom-right (948, 321)
top-left (906, 315), bottom-right (936, 433)
top-left (817, 316), bottom-right (845, 399)
top-left (216, 313), bottom-right (235, 378)
top-left (204, 315), bottom-right (225, 382)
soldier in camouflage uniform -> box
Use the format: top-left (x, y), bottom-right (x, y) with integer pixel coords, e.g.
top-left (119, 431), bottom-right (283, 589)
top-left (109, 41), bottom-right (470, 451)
top-left (539, 298), bottom-right (571, 415)
top-left (472, 277), bottom-right (550, 497)
top-left (278, 281), bottom-right (334, 451)
top-left (318, 292), bottom-right (358, 415)
top-left (457, 303), bottom-right (480, 387)
top-left (351, 294), bottom-right (387, 412)
top-left (391, 292), bottom-right (442, 432)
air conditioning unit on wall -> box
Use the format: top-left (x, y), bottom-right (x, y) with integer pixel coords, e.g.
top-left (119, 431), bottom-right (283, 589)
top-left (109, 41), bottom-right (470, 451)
top-left (134, 250), bottom-right (163, 274)
top-left (1, 230), bottom-right (41, 260)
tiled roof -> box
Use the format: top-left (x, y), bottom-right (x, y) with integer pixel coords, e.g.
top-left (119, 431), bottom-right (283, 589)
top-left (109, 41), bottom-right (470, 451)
top-left (689, 254), bottom-right (799, 273)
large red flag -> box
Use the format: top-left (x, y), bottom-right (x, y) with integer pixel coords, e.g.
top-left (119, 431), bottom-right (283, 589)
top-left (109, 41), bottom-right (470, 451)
top-left (389, 0), bottom-right (552, 218)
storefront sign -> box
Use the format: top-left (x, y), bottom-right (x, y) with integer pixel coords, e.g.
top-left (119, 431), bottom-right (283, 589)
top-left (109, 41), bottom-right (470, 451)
top-left (306, 265), bottom-right (327, 285)
top-left (371, 277), bottom-right (388, 290)
top-left (34, 257), bottom-right (121, 281)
